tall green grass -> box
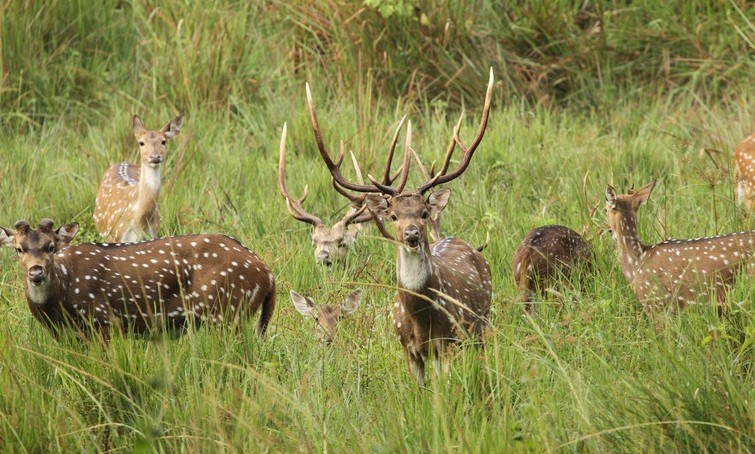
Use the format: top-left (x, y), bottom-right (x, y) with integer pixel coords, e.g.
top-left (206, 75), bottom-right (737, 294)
top-left (0, 1), bottom-right (753, 452)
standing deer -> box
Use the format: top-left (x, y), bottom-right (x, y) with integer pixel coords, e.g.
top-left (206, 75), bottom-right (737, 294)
top-left (605, 181), bottom-right (755, 311)
top-left (0, 219), bottom-right (276, 340)
top-left (512, 225), bottom-right (592, 314)
top-left (279, 121), bottom-right (406, 267)
top-left (308, 68), bottom-right (494, 386)
top-left (734, 133), bottom-right (755, 212)
top-left (289, 288), bottom-right (363, 343)
top-left (94, 114), bottom-right (183, 243)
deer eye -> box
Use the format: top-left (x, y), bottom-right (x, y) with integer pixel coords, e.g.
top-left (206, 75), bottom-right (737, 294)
top-left (161, 140), bottom-right (167, 145)
top-left (15, 247), bottom-right (22, 254)
top-left (138, 141), bottom-right (145, 147)
top-left (421, 211), bottom-right (430, 220)
top-left (338, 241), bottom-right (347, 249)
top-left (390, 213), bottom-right (398, 222)
top-left (47, 244), bottom-right (55, 253)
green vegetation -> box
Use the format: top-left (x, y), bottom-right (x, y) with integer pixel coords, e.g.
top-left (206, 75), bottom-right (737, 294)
top-left (1, 1), bottom-right (753, 452)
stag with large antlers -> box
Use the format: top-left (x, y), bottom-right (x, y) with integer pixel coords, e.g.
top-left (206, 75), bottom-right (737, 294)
top-left (278, 118), bottom-right (408, 267)
top-left (1, 219), bottom-right (276, 340)
top-left (605, 181), bottom-right (754, 311)
top-left (308, 68), bottom-right (494, 386)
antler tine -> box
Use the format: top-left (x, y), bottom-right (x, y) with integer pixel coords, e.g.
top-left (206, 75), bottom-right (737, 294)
top-left (417, 67), bottom-right (494, 194)
top-left (331, 177), bottom-right (364, 205)
top-left (382, 115), bottom-right (407, 185)
top-left (342, 204), bottom-right (369, 226)
top-left (349, 150), bottom-right (365, 185)
top-left (306, 83), bottom-right (378, 194)
top-left (278, 123), bottom-right (323, 227)
top-left (368, 120), bottom-right (413, 195)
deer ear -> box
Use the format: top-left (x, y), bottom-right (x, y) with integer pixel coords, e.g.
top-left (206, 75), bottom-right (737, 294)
top-left (632, 181), bottom-right (656, 208)
top-left (133, 115), bottom-right (146, 136)
top-left (55, 223), bottom-right (79, 247)
top-left (0, 227), bottom-right (15, 247)
top-left (605, 186), bottom-right (617, 204)
top-left (163, 114), bottom-right (184, 139)
top-left (364, 194), bottom-right (390, 219)
top-left (341, 288), bottom-right (363, 316)
top-left (290, 290), bottom-right (317, 318)
top-left (427, 188), bottom-right (451, 215)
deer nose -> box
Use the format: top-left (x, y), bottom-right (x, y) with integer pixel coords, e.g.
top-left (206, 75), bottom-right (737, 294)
top-left (317, 251), bottom-right (332, 267)
top-left (148, 153), bottom-right (163, 165)
top-left (28, 266), bottom-right (45, 284)
top-left (404, 226), bottom-right (419, 241)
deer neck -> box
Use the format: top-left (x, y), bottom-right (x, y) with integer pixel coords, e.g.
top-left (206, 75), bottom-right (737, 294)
top-left (136, 162), bottom-right (162, 216)
top-left (396, 242), bottom-right (435, 295)
top-left (612, 212), bottom-right (647, 281)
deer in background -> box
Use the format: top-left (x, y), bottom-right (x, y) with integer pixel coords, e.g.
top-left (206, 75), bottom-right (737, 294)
top-left (278, 119), bottom-right (407, 267)
top-left (512, 225), bottom-right (592, 314)
top-left (734, 133), bottom-right (755, 213)
top-left (1, 219), bottom-right (276, 341)
top-left (289, 288), bottom-right (362, 343)
top-left (309, 68), bottom-right (494, 386)
top-left (605, 181), bottom-right (755, 311)
top-left (94, 114), bottom-right (183, 243)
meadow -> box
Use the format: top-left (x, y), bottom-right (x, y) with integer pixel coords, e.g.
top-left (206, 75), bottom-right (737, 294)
top-left (0, 1), bottom-right (753, 452)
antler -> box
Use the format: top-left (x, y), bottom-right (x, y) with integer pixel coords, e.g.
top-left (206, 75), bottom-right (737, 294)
top-left (367, 120), bottom-right (413, 196)
top-left (307, 82), bottom-right (410, 195)
top-left (416, 67), bottom-right (494, 195)
top-left (278, 123), bottom-right (324, 227)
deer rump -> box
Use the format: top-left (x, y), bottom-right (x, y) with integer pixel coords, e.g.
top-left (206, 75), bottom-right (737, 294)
top-left (43, 234), bottom-right (274, 337)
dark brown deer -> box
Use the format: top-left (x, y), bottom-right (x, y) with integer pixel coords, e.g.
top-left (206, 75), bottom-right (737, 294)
top-left (289, 288), bottom-right (362, 343)
top-left (0, 219), bottom-right (276, 340)
top-left (605, 181), bottom-right (755, 311)
top-left (734, 133), bottom-right (755, 212)
top-left (512, 225), bottom-right (592, 314)
top-left (307, 68), bottom-right (494, 386)
top-left (93, 114), bottom-right (183, 242)
top-left (278, 120), bottom-right (407, 267)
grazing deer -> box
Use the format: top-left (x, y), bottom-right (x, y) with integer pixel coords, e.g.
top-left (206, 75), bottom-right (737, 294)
top-left (289, 288), bottom-right (363, 343)
top-left (512, 225), bottom-right (592, 314)
top-left (308, 68), bottom-right (494, 386)
top-left (605, 181), bottom-right (755, 311)
top-left (278, 122), bottom-right (403, 267)
top-left (0, 219), bottom-right (276, 341)
top-left (93, 114), bottom-right (183, 243)
top-left (734, 133), bottom-right (755, 212)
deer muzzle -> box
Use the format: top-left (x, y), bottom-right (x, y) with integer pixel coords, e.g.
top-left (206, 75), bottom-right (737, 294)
top-left (28, 265), bottom-right (45, 285)
top-left (404, 226), bottom-right (420, 249)
top-left (148, 153), bottom-right (163, 166)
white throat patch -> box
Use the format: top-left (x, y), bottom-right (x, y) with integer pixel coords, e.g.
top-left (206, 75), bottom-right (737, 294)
top-left (27, 280), bottom-right (51, 305)
top-left (398, 247), bottom-right (431, 291)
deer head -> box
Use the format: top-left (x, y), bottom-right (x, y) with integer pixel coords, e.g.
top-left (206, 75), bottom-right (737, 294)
top-left (289, 288), bottom-right (363, 343)
top-left (0, 219), bottom-right (78, 301)
top-left (133, 114), bottom-right (183, 169)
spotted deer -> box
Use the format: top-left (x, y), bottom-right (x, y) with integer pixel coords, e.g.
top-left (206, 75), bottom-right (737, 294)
top-left (512, 225), bottom-right (592, 314)
top-left (309, 68), bottom-right (494, 386)
top-left (93, 114), bottom-right (183, 242)
top-left (289, 288), bottom-right (362, 343)
top-left (0, 219), bottom-right (276, 341)
top-left (734, 133), bottom-right (755, 212)
top-left (278, 119), bottom-right (407, 267)
top-left (605, 181), bottom-right (755, 311)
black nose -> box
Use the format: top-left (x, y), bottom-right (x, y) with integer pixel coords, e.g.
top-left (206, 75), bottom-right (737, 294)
top-left (404, 226), bottom-right (419, 240)
top-left (149, 153), bottom-right (163, 164)
top-left (28, 266), bottom-right (45, 283)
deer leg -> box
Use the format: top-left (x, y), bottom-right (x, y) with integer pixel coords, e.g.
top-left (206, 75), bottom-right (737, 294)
top-left (406, 349), bottom-right (426, 387)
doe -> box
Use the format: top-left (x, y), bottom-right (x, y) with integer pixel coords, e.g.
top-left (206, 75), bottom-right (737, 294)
top-left (1, 219), bottom-right (276, 340)
top-left (94, 114), bottom-right (183, 242)
top-left (605, 181), bottom-right (754, 311)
